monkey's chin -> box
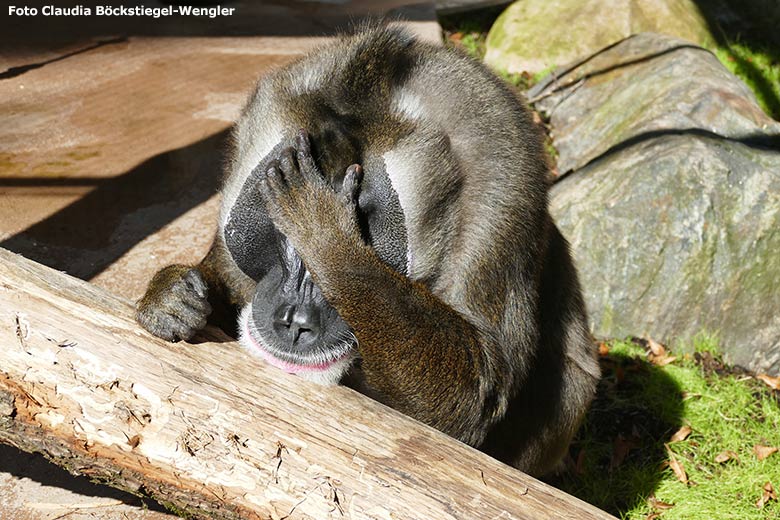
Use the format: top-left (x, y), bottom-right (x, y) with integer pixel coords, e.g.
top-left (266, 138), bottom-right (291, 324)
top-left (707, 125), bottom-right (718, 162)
top-left (237, 305), bottom-right (355, 386)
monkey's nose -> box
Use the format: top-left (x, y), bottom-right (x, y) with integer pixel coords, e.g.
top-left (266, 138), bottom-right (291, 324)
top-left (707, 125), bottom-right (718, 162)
top-left (273, 304), bottom-right (321, 345)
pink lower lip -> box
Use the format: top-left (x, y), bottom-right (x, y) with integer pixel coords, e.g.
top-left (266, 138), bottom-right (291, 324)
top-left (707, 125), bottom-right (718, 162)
top-left (243, 319), bottom-right (346, 374)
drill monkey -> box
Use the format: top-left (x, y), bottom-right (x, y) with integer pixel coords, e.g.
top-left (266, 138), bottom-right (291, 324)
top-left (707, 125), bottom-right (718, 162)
top-left (136, 26), bottom-right (600, 476)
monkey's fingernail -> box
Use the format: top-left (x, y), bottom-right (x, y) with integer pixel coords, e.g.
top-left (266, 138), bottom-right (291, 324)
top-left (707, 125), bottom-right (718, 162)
top-left (347, 164), bottom-right (364, 181)
top-left (296, 129), bottom-right (310, 151)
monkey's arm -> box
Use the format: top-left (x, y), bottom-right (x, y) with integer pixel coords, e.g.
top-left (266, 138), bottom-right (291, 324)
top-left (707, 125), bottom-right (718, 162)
top-left (260, 133), bottom-right (505, 445)
top-left (136, 239), bottom-right (247, 341)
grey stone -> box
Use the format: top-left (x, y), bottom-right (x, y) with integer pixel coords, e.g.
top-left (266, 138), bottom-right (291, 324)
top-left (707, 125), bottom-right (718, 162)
top-left (435, 0), bottom-right (510, 15)
top-left (533, 33), bottom-right (780, 374)
top-left (485, 0), bottom-right (715, 74)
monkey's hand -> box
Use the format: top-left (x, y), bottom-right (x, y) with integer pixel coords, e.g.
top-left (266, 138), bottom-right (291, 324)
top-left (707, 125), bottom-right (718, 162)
top-left (135, 265), bottom-right (212, 342)
top-left (258, 129), bottom-right (364, 251)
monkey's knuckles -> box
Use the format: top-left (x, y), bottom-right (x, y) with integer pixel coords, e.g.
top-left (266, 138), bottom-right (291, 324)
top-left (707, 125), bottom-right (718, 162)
top-left (136, 269), bottom-right (211, 341)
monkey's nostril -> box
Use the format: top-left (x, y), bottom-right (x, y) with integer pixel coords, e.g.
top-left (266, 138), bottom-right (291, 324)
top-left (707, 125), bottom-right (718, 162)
top-left (273, 304), bottom-right (295, 327)
top-left (290, 323), bottom-right (312, 344)
top-left (290, 305), bottom-right (321, 345)
top-left (272, 303), bottom-right (321, 345)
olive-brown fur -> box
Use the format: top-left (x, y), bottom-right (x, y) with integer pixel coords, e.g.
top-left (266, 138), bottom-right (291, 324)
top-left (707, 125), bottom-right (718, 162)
top-left (136, 25), bottom-right (600, 476)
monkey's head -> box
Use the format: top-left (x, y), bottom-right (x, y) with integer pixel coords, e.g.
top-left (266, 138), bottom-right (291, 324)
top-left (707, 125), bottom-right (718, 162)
top-left (224, 130), bottom-right (408, 385)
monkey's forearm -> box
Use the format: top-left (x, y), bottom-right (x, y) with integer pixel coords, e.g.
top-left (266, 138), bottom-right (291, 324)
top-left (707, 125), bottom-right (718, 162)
top-left (301, 235), bottom-right (498, 443)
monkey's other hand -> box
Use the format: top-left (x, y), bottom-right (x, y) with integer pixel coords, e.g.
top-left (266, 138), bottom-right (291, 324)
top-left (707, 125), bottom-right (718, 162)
top-left (259, 129), bottom-right (364, 248)
top-left (135, 265), bottom-right (212, 342)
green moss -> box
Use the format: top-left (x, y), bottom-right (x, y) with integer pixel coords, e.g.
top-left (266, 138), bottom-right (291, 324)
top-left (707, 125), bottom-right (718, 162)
top-left (715, 44), bottom-right (780, 120)
top-left (600, 304), bottom-right (614, 332)
top-left (533, 65), bottom-right (557, 84)
top-left (442, 1), bottom-right (780, 120)
top-left (690, 332), bottom-right (721, 356)
top-left (556, 338), bottom-right (780, 519)
top-left (694, 0), bottom-right (780, 120)
top-left (159, 501), bottom-right (194, 519)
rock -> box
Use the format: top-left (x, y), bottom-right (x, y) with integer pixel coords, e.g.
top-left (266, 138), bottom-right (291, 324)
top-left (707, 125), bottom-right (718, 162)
top-left (435, 0), bottom-right (511, 15)
top-left (532, 33), bottom-right (780, 375)
top-left (485, 0), bottom-right (715, 74)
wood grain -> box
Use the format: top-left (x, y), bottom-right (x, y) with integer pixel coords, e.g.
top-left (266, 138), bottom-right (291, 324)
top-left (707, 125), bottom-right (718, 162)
top-left (0, 248), bottom-right (614, 519)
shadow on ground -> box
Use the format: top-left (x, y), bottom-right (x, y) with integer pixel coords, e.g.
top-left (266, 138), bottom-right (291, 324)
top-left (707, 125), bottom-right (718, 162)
top-left (549, 346), bottom-right (684, 516)
top-left (0, 130), bottom-right (228, 280)
top-left (0, 443), bottom-right (170, 513)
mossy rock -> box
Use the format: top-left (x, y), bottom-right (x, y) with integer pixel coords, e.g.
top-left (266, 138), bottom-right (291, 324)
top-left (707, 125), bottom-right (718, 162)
top-left (533, 33), bottom-right (780, 375)
top-left (485, 0), bottom-right (716, 74)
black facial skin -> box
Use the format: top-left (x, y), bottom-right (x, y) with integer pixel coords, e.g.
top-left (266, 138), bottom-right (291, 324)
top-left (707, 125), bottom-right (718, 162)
top-left (225, 132), bottom-right (407, 367)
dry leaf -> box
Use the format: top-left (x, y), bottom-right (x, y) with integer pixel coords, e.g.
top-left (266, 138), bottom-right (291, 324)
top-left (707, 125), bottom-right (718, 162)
top-left (670, 425), bottom-right (692, 443)
top-left (647, 496), bottom-right (675, 510)
top-left (669, 458), bottom-right (688, 484)
top-left (646, 338), bottom-right (676, 366)
top-left (598, 342), bottom-right (610, 356)
top-left (648, 337), bottom-right (666, 357)
top-left (651, 354), bottom-right (677, 366)
top-left (756, 481), bottom-right (776, 509)
top-left (665, 445), bottom-right (688, 484)
top-left (754, 445), bottom-right (779, 461)
top-left (757, 374), bottom-right (780, 390)
top-left (714, 450), bottom-right (739, 463)
top-left (610, 435), bottom-right (638, 470)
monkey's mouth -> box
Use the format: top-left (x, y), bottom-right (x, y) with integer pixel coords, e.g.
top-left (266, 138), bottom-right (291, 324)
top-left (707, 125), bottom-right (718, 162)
top-left (238, 304), bottom-right (354, 376)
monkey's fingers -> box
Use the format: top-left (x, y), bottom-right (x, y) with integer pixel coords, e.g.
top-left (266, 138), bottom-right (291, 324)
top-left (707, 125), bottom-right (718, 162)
top-left (182, 268), bottom-right (208, 299)
top-left (277, 147), bottom-right (305, 188)
top-left (147, 312), bottom-right (203, 342)
top-left (136, 298), bottom-right (210, 342)
top-left (260, 162), bottom-right (296, 224)
top-left (295, 128), bottom-right (311, 151)
top-left (263, 161), bottom-right (287, 195)
top-left (341, 164), bottom-right (363, 204)
top-left (295, 129), bottom-right (326, 185)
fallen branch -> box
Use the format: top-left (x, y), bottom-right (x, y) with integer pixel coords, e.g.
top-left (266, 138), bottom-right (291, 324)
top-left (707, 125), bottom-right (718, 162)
top-left (0, 248), bottom-right (614, 519)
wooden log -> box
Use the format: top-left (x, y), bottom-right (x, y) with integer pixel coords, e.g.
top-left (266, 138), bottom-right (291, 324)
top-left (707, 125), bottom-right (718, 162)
top-left (0, 248), bottom-right (614, 519)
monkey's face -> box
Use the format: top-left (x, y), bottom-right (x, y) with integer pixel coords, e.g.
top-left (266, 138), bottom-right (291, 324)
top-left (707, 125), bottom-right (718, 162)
top-left (224, 145), bottom-right (354, 385)
top-left (224, 134), bottom-right (407, 385)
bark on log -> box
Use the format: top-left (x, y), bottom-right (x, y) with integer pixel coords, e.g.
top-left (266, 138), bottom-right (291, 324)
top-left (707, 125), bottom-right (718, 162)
top-left (0, 248), bottom-right (614, 519)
